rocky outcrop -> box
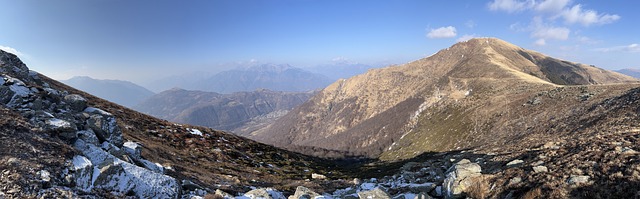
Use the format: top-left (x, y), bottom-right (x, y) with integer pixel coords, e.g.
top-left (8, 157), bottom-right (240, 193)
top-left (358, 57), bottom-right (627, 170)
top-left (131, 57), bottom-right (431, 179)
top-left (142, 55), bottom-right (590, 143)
top-left (0, 49), bottom-right (187, 198)
top-left (443, 159), bottom-right (482, 199)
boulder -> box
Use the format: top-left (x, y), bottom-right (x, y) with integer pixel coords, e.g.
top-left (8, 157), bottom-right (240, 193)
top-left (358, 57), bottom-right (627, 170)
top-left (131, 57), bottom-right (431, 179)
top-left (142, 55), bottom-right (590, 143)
top-left (288, 186), bottom-right (322, 199)
top-left (76, 129), bottom-right (100, 145)
top-left (45, 118), bottom-right (77, 139)
top-left (84, 107), bottom-right (123, 147)
top-left (123, 141), bottom-right (142, 159)
top-left (70, 155), bottom-right (93, 191)
top-left (506, 159), bottom-right (524, 167)
top-left (312, 173), bottom-right (327, 180)
top-left (73, 139), bottom-right (180, 198)
top-left (567, 175), bottom-right (591, 187)
top-left (532, 166), bottom-right (548, 173)
top-left (357, 188), bottom-right (392, 199)
top-left (443, 159), bottom-right (481, 199)
top-left (244, 188), bottom-right (286, 199)
top-left (0, 77), bottom-right (33, 107)
top-left (64, 94), bottom-right (87, 112)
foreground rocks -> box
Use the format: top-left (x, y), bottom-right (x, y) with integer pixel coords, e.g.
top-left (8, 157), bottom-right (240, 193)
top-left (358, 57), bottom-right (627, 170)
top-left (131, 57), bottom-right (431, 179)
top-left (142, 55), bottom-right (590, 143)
top-left (0, 50), bottom-right (192, 198)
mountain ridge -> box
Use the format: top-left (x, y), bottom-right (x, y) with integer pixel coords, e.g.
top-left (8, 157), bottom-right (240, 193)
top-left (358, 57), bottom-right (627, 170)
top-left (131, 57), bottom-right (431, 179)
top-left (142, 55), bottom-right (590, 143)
top-left (251, 37), bottom-right (638, 159)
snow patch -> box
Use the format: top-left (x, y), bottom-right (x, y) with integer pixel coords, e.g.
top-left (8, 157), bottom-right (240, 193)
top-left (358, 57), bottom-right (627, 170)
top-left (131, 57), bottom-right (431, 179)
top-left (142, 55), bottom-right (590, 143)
top-left (46, 118), bottom-right (71, 128)
top-left (84, 107), bottom-right (112, 116)
top-left (188, 128), bottom-right (203, 136)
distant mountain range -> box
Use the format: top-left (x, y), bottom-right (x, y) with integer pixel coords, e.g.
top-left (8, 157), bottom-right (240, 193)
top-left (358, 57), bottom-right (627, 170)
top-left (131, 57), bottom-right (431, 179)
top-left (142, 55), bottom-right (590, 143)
top-left (133, 88), bottom-right (314, 136)
top-left (615, 68), bottom-right (640, 79)
top-left (143, 64), bottom-right (335, 93)
top-left (61, 76), bottom-right (155, 108)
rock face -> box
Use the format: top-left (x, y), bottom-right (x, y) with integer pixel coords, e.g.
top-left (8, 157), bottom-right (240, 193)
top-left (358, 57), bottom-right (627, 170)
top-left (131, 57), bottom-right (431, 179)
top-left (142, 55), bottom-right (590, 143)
top-left (134, 88), bottom-right (314, 136)
top-left (443, 159), bottom-right (482, 198)
top-left (251, 38), bottom-right (638, 159)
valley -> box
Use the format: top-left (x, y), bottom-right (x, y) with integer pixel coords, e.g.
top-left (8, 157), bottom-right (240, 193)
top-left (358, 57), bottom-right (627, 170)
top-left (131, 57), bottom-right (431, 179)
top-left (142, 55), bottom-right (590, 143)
top-left (1, 38), bottom-right (640, 198)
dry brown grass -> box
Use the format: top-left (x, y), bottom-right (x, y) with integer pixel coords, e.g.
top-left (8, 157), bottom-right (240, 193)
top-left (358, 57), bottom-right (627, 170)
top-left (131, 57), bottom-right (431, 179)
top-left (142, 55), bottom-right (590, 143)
top-left (521, 187), bottom-right (542, 199)
top-left (204, 194), bottom-right (224, 199)
top-left (467, 175), bottom-right (491, 199)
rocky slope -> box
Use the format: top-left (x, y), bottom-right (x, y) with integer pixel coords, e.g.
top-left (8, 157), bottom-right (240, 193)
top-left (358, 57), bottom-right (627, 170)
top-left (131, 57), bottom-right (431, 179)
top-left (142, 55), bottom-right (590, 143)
top-left (251, 38), bottom-right (638, 159)
top-left (0, 50), bottom-right (347, 198)
top-left (61, 76), bottom-right (155, 108)
top-left (133, 88), bottom-right (314, 136)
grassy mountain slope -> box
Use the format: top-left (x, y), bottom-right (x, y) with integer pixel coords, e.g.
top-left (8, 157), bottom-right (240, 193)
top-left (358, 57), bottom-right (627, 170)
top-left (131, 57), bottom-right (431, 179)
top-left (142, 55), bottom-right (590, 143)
top-left (252, 38), bottom-right (638, 160)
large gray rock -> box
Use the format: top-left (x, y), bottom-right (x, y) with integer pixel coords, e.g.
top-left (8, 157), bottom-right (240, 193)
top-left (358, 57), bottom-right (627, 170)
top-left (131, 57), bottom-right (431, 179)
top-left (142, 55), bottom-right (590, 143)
top-left (0, 76), bottom-right (33, 107)
top-left (244, 188), bottom-right (286, 199)
top-left (123, 141), bottom-right (142, 159)
top-left (73, 139), bottom-right (180, 198)
top-left (84, 107), bottom-right (124, 147)
top-left (443, 159), bottom-right (482, 199)
top-left (45, 118), bottom-right (77, 140)
top-left (70, 155), bottom-right (94, 191)
top-left (357, 188), bottom-right (392, 199)
top-left (64, 94), bottom-right (87, 112)
top-left (77, 129), bottom-right (100, 145)
top-left (288, 186), bottom-right (322, 199)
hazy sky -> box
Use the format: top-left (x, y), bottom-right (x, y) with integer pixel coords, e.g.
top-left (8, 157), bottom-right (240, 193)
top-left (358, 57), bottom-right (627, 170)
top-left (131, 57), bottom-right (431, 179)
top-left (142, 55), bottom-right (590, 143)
top-left (0, 0), bottom-right (638, 84)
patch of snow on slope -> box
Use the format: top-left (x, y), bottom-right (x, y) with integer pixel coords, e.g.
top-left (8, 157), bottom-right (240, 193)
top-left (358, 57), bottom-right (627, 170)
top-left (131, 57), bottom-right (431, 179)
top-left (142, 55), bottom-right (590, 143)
top-left (188, 128), bottom-right (203, 136)
top-left (46, 118), bottom-right (71, 128)
top-left (84, 107), bottom-right (113, 116)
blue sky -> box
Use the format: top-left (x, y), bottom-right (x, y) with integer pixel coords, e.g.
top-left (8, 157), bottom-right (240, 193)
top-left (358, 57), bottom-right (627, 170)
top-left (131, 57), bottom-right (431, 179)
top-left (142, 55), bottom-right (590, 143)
top-left (0, 0), bottom-right (638, 84)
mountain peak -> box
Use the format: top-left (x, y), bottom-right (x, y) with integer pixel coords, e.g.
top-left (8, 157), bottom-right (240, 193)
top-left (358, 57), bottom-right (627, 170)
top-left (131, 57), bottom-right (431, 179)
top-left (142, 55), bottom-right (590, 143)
top-left (252, 37), bottom-right (638, 159)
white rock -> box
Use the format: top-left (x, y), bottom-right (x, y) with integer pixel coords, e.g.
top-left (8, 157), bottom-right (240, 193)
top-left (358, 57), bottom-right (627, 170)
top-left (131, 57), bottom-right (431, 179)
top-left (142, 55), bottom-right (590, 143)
top-left (73, 139), bottom-right (180, 198)
top-left (244, 188), bottom-right (285, 199)
top-left (123, 141), bottom-right (142, 159)
top-left (568, 175), bottom-right (591, 186)
top-left (37, 170), bottom-right (51, 182)
top-left (311, 173), bottom-right (327, 180)
top-left (187, 128), bottom-right (203, 136)
top-left (506, 159), bottom-right (524, 166)
top-left (532, 165), bottom-right (548, 173)
top-left (84, 107), bottom-right (112, 116)
top-left (357, 188), bottom-right (391, 199)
